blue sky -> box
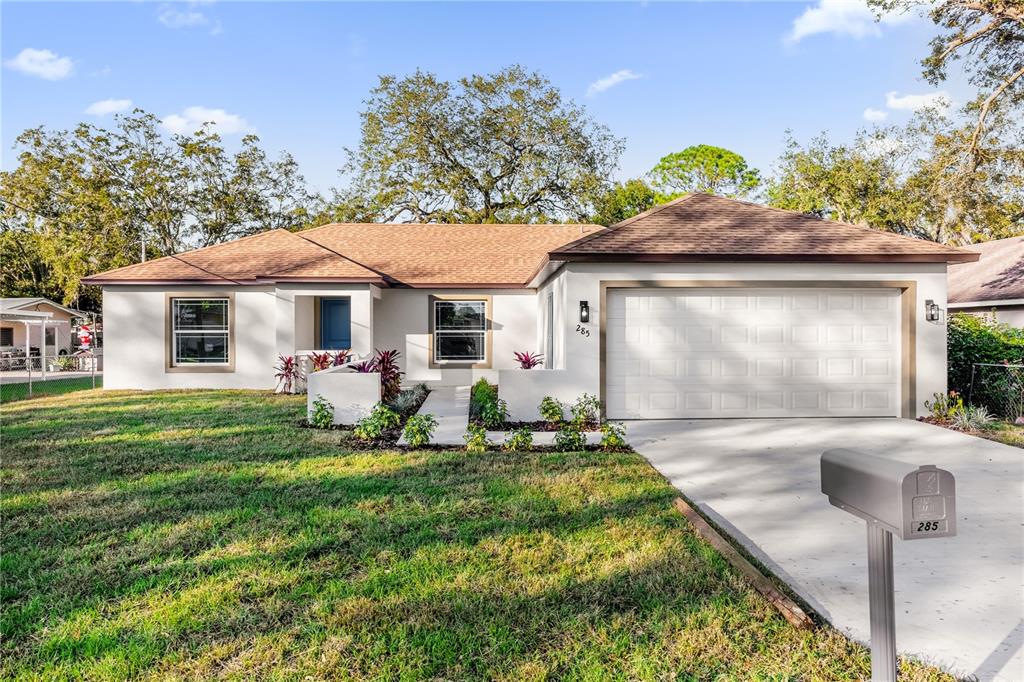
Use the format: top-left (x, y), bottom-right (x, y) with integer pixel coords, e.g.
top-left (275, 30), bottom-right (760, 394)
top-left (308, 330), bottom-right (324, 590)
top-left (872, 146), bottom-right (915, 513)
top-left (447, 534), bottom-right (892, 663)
top-left (2, 1), bottom-right (966, 194)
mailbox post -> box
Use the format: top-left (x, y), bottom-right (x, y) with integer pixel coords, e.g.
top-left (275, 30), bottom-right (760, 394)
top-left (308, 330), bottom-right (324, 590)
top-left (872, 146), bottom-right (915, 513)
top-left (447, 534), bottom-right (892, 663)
top-left (820, 449), bottom-right (956, 682)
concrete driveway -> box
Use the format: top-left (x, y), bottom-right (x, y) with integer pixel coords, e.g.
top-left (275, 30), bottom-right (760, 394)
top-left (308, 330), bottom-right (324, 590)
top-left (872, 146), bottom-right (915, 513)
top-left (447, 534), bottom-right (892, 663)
top-left (628, 418), bottom-right (1023, 682)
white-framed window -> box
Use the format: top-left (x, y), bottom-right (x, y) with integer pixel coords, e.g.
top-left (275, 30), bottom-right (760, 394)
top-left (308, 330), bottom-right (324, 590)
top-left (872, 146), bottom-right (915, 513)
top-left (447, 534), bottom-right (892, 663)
top-left (433, 299), bottom-right (487, 363)
top-left (171, 298), bottom-right (229, 365)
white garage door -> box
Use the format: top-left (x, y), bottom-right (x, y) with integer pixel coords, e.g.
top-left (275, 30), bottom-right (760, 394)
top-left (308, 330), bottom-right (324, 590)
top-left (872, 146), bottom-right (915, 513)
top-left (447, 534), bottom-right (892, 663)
top-left (606, 288), bottom-right (901, 419)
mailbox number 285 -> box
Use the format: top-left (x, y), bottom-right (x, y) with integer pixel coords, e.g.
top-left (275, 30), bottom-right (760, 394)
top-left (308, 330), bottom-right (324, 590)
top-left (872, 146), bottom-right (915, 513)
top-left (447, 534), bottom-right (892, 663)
top-left (916, 521), bottom-right (941, 532)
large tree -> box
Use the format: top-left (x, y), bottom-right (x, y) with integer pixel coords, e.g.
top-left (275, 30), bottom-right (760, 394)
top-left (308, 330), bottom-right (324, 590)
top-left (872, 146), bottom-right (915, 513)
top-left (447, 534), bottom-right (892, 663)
top-left (0, 111), bottom-right (322, 308)
top-left (869, 0), bottom-right (1024, 167)
top-left (344, 65), bottom-right (624, 223)
top-left (648, 144), bottom-right (761, 199)
top-left (590, 179), bottom-right (658, 226)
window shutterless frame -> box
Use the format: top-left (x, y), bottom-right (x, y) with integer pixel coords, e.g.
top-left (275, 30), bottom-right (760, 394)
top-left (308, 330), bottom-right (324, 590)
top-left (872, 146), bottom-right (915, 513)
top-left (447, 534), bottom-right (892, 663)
top-left (165, 292), bottom-right (236, 373)
top-left (428, 295), bottom-right (492, 369)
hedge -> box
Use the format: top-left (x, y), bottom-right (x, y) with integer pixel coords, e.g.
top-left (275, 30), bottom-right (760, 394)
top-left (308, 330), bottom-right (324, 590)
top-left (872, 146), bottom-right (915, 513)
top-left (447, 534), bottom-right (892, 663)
top-left (947, 312), bottom-right (1024, 418)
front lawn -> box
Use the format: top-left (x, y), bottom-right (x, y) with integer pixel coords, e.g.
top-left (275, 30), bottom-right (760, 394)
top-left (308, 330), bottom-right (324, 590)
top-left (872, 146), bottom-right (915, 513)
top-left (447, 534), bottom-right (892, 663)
top-left (1, 390), bottom-right (953, 680)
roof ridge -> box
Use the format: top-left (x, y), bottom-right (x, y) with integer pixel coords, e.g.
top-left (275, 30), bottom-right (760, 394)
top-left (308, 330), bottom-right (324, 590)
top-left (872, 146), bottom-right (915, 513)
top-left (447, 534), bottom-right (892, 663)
top-left (704, 194), bottom-right (976, 256)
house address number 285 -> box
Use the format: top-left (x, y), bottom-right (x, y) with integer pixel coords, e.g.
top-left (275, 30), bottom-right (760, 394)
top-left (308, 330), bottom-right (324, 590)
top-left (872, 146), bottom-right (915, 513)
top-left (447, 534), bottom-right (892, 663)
top-left (575, 324), bottom-right (591, 338)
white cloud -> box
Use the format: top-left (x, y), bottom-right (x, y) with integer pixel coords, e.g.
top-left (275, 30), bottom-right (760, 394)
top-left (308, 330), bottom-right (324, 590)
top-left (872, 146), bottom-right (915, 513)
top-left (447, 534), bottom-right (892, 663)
top-left (158, 6), bottom-right (208, 29)
top-left (4, 48), bottom-right (73, 80)
top-left (787, 0), bottom-right (913, 44)
top-left (161, 106), bottom-right (253, 135)
top-left (862, 107), bottom-right (888, 122)
top-left (586, 69), bottom-right (642, 97)
top-left (885, 90), bottom-right (951, 112)
top-left (85, 98), bottom-right (133, 116)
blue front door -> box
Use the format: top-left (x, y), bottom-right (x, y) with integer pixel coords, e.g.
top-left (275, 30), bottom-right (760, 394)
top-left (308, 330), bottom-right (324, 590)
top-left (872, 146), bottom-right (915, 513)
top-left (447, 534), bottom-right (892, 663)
top-left (320, 298), bottom-right (351, 350)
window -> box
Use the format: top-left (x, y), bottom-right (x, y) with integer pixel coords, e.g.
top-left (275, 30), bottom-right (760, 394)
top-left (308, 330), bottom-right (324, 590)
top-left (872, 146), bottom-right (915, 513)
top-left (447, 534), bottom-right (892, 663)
top-left (433, 299), bottom-right (487, 363)
top-left (45, 328), bottom-right (55, 346)
top-left (0, 327), bottom-right (12, 346)
top-left (171, 298), bottom-right (230, 365)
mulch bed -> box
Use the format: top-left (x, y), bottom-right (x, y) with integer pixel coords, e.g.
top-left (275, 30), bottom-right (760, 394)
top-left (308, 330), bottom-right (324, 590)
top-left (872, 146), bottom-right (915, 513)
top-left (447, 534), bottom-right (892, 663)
top-left (470, 419), bottom-right (601, 432)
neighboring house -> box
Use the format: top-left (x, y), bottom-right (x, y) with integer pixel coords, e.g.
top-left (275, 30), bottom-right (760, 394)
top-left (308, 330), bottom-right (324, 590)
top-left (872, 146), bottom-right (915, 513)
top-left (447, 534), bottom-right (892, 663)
top-left (947, 236), bottom-right (1024, 327)
top-left (0, 297), bottom-right (89, 357)
top-left (82, 194), bottom-right (976, 420)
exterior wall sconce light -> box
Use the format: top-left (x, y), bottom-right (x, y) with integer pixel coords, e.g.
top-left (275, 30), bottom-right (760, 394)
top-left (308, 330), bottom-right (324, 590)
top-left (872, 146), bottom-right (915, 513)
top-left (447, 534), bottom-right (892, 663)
top-left (579, 301), bottom-right (590, 323)
top-left (925, 299), bottom-right (941, 322)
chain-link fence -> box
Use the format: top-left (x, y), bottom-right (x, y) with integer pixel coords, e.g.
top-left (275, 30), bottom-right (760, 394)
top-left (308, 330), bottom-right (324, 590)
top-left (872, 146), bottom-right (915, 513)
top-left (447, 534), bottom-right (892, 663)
top-left (0, 351), bottom-right (102, 402)
top-left (968, 363), bottom-right (1024, 423)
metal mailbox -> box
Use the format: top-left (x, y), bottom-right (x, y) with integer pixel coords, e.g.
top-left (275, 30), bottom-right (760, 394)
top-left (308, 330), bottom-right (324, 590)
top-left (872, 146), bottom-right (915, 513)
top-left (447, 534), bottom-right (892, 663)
top-left (821, 448), bottom-right (956, 540)
top-left (820, 448), bottom-right (957, 682)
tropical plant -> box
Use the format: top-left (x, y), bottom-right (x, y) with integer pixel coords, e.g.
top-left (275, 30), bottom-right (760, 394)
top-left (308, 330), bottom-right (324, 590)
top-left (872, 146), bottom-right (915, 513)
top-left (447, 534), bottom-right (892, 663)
top-left (308, 395), bottom-right (334, 429)
top-left (925, 391), bottom-right (965, 422)
top-left (463, 423), bottom-right (493, 453)
top-left (389, 383), bottom-right (430, 417)
top-left (538, 396), bottom-right (564, 424)
top-left (554, 423), bottom-right (587, 452)
top-left (353, 403), bottom-right (401, 441)
top-left (330, 349), bottom-right (351, 366)
top-left (503, 426), bottom-right (534, 452)
top-left (309, 351), bottom-right (332, 372)
top-left (373, 349), bottom-right (403, 402)
top-left (351, 360), bottom-right (376, 373)
top-left (599, 422), bottom-right (628, 451)
top-left (513, 351), bottom-right (544, 369)
top-left (951, 404), bottom-right (993, 432)
top-left (480, 398), bottom-right (509, 429)
top-left (403, 413), bottom-right (438, 447)
top-left (274, 354), bottom-right (300, 394)
top-left (570, 393), bottom-right (602, 428)
top-left (470, 378), bottom-right (499, 420)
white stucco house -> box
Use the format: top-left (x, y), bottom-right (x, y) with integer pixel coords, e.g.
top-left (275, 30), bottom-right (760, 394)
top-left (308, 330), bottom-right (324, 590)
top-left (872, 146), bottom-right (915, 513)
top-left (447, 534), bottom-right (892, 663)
top-left (82, 194), bottom-right (977, 421)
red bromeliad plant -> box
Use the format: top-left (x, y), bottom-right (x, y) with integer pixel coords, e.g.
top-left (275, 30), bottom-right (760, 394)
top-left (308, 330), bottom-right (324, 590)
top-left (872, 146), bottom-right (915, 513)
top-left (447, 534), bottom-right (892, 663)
top-left (274, 354), bottom-right (300, 393)
top-left (373, 349), bottom-right (403, 403)
top-left (309, 352), bottom-right (332, 372)
top-left (514, 351), bottom-right (544, 369)
top-left (330, 349), bottom-right (351, 366)
top-left (349, 349), bottom-right (404, 402)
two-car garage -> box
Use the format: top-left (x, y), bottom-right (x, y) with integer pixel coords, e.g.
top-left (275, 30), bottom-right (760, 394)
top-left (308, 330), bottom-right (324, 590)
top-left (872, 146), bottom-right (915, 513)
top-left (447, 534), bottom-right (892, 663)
top-left (605, 287), bottom-right (903, 419)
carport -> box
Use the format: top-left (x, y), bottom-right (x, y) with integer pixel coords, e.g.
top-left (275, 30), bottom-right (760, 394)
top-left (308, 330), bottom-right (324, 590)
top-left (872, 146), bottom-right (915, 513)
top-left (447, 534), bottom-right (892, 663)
top-left (629, 417), bottom-right (1023, 681)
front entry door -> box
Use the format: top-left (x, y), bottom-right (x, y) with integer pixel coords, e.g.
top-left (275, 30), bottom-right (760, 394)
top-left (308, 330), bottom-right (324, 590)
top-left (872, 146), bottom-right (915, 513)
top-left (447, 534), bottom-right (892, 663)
top-left (319, 298), bottom-right (351, 350)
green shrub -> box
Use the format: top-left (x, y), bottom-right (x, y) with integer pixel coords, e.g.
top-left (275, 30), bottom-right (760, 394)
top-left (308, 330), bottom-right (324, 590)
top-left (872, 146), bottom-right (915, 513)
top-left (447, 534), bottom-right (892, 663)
top-left (554, 423), bottom-right (587, 452)
top-left (570, 393), bottom-right (602, 427)
top-left (538, 396), bottom-right (563, 423)
top-left (480, 397), bottom-right (509, 428)
top-left (949, 313), bottom-right (1024, 383)
top-left (599, 422), bottom-right (628, 451)
top-left (308, 394), bottom-right (334, 429)
top-left (403, 413), bottom-right (438, 447)
top-left (503, 426), bottom-right (534, 452)
top-left (354, 403), bottom-right (401, 441)
top-left (470, 378), bottom-right (499, 419)
top-left (54, 356), bottom-right (76, 372)
top-left (463, 423), bottom-right (493, 453)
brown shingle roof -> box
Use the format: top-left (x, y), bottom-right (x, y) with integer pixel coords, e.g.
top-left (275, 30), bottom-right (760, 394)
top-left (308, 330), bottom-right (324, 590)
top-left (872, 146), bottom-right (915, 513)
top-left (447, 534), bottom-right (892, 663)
top-left (83, 223), bottom-right (600, 287)
top-left (948, 236), bottom-right (1024, 304)
top-left (550, 194), bottom-right (979, 264)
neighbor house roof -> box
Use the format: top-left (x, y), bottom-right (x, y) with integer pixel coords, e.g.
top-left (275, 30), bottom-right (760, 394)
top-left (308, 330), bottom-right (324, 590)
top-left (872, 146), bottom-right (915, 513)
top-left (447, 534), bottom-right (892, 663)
top-left (549, 194), bottom-right (979, 264)
top-left (82, 222), bottom-right (602, 288)
top-left (947, 236), bottom-right (1024, 305)
top-left (0, 297), bottom-right (87, 318)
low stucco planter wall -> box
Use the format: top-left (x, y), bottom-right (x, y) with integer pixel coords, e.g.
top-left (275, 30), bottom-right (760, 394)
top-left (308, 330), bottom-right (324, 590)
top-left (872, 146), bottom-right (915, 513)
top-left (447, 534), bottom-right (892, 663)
top-left (498, 368), bottom-right (591, 422)
top-left (307, 366), bottom-right (381, 425)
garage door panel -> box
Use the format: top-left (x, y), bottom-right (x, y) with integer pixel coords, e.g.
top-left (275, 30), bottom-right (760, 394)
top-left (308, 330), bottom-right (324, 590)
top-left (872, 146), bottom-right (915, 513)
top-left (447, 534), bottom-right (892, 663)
top-left (606, 288), bottom-right (900, 418)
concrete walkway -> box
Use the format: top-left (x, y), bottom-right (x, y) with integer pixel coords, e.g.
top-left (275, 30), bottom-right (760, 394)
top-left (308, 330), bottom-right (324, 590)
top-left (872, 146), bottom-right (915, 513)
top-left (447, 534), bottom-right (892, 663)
top-left (399, 385), bottom-right (470, 446)
top-left (629, 418), bottom-right (1023, 682)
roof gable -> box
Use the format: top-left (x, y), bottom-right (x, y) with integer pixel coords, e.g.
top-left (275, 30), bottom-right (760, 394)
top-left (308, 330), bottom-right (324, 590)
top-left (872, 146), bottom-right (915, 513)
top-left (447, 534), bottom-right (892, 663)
top-left (550, 194), bottom-right (978, 264)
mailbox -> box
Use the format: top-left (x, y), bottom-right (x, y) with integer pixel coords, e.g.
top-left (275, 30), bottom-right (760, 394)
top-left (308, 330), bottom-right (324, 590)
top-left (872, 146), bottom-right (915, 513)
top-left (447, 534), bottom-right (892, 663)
top-left (821, 448), bottom-right (956, 540)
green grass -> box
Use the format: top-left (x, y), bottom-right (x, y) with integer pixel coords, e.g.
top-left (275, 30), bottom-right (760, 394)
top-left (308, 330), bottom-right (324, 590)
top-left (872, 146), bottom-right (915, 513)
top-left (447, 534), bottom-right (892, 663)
top-left (978, 420), bottom-right (1024, 448)
top-left (1, 390), bottom-right (956, 680)
top-left (1, 375), bottom-right (101, 403)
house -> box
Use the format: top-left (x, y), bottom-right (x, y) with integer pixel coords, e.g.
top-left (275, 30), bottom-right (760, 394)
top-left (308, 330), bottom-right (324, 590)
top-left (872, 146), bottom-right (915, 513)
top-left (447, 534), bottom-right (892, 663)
top-left (947, 236), bottom-right (1024, 327)
top-left (0, 297), bottom-right (90, 357)
top-left (81, 194), bottom-right (977, 420)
